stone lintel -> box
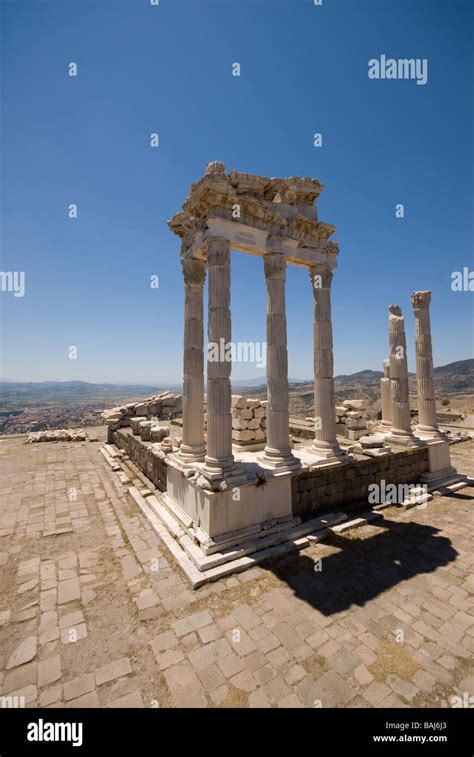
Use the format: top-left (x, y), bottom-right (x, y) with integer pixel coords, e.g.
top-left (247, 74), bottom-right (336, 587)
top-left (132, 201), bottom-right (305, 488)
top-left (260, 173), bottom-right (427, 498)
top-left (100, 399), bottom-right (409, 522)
top-left (183, 218), bottom-right (338, 270)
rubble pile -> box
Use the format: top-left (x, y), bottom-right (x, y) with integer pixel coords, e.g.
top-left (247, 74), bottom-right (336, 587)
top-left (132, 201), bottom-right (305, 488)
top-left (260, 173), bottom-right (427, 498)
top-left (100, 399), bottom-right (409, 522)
top-left (26, 429), bottom-right (87, 443)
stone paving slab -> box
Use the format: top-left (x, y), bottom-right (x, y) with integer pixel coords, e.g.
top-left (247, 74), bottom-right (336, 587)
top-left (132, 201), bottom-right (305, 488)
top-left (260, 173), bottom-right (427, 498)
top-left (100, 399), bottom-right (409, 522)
top-left (0, 431), bottom-right (473, 708)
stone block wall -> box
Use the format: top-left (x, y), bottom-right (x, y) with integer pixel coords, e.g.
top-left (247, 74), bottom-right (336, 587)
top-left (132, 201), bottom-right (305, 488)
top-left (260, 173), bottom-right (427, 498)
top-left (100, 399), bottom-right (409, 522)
top-left (291, 446), bottom-right (429, 519)
top-left (111, 428), bottom-right (170, 492)
top-left (204, 395), bottom-right (267, 446)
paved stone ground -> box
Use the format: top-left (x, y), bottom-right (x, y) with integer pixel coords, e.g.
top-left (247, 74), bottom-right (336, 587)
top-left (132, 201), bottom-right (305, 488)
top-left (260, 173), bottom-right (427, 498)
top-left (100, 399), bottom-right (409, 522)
top-left (0, 431), bottom-right (473, 708)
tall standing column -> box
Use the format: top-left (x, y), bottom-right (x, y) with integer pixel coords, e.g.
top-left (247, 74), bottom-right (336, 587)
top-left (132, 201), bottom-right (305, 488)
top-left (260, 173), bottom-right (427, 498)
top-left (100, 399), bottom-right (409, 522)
top-left (378, 359), bottom-right (392, 432)
top-left (260, 253), bottom-right (299, 470)
top-left (203, 237), bottom-right (235, 478)
top-left (309, 265), bottom-right (348, 464)
top-left (411, 290), bottom-right (444, 439)
top-left (179, 257), bottom-right (206, 462)
top-left (386, 304), bottom-right (420, 447)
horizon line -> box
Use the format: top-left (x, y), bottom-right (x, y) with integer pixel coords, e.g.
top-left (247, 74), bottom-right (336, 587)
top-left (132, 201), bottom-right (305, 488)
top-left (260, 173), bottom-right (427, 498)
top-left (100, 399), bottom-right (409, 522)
top-left (1, 356), bottom-right (472, 387)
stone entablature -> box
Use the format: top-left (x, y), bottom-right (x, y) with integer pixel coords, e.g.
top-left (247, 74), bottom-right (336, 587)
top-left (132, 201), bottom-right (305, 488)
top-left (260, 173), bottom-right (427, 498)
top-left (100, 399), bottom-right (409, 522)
top-left (169, 161), bottom-right (339, 270)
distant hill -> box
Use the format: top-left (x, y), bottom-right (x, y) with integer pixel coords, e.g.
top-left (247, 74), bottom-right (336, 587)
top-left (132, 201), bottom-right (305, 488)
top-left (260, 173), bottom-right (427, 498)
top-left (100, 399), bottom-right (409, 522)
top-left (335, 360), bottom-right (474, 394)
top-left (0, 381), bottom-right (180, 410)
top-left (231, 377), bottom-right (303, 388)
top-left (431, 358), bottom-right (474, 393)
top-left (234, 360), bottom-right (474, 394)
top-left (334, 370), bottom-right (383, 385)
top-left (283, 359), bottom-right (474, 418)
top-left (1, 359), bottom-right (472, 411)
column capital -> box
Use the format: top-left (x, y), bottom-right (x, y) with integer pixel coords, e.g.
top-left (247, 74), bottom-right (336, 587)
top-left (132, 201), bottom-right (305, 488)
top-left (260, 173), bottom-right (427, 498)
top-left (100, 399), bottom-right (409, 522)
top-left (181, 257), bottom-right (206, 288)
top-left (309, 265), bottom-right (333, 291)
top-left (263, 251), bottom-right (286, 281)
top-left (205, 236), bottom-right (230, 266)
top-left (389, 303), bottom-right (403, 319)
top-left (411, 290), bottom-right (432, 310)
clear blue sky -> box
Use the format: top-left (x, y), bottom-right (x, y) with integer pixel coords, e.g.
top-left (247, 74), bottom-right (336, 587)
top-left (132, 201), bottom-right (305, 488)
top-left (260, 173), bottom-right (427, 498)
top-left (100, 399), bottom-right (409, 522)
top-left (1, 0), bottom-right (473, 384)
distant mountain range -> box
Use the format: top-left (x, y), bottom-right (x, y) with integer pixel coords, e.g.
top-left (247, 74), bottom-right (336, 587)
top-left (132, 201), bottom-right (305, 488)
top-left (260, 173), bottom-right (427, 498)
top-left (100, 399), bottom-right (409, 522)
top-left (1, 359), bottom-right (472, 409)
top-left (333, 360), bottom-right (474, 394)
top-left (232, 359), bottom-right (474, 394)
top-left (231, 377), bottom-right (303, 387)
top-left (334, 369), bottom-right (383, 384)
top-left (0, 381), bottom-right (180, 409)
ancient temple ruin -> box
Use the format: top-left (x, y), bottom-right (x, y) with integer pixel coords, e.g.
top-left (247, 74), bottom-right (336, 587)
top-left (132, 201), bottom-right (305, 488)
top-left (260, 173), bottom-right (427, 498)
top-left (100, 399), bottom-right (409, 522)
top-left (168, 159), bottom-right (348, 476)
top-left (102, 162), bottom-right (468, 587)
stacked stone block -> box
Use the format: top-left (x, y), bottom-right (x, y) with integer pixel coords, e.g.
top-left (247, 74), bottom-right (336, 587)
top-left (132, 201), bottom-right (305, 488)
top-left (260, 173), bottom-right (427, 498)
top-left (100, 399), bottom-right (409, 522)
top-left (335, 399), bottom-right (368, 441)
top-left (131, 418), bottom-right (176, 448)
top-left (102, 392), bottom-right (182, 433)
top-left (204, 395), bottom-right (267, 447)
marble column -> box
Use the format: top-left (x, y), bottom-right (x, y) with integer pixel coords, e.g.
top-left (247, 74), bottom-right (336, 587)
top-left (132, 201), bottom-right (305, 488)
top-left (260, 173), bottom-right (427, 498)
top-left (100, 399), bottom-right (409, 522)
top-left (411, 290), bottom-right (444, 439)
top-left (309, 265), bottom-right (348, 463)
top-left (260, 253), bottom-right (299, 470)
top-left (386, 304), bottom-right (420, 446)
top-left (378, 359), bottom-right (392, 432)
top-left (202, 237), bottom-right (235, 478)
top-left (179, 257), bottom-right (206, 462)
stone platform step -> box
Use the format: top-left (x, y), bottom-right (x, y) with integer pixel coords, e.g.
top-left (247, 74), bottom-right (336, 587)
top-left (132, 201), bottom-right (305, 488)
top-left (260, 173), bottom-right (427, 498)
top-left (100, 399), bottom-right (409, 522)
top-left (431, 477), bottom-right (472, 496)
top-left (331, 510), bottom-right (384, 534)
top-left (102, 441), bottom-right (466, 587)
top-left (400, 486), bottom-right (433, 510)
top-left (127, 485), bottom-right (347, 587)
top-left (151, 494), bottom-right (346, 573)
top-left (99, 446), bottom-right (121, 472)
top-left (424, 470), bottom-right (470, 493)
top-left (161, 492), bottom-right (302, 556)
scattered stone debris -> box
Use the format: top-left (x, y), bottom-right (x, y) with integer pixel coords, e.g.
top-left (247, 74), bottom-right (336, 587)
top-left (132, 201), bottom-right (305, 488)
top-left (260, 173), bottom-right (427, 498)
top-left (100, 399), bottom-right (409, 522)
top-left (26, 429), bottom-right (87, 443)
top-left (445, 430), bottom-right (473, 445)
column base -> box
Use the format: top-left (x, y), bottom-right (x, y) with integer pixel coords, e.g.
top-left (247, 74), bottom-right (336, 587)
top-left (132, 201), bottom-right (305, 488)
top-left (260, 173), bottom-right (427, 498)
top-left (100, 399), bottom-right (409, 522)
top-left (418, 437), bottom-right (467, 489)
top-left (200, 456), bottom-right (252, 489)
top-left (178, 444), bottom-right (206, 463)
top-left (202, 454), bottom-right (235, 477)
top-left (375, 421), bottom-right (392, 436)
top-left (258, 446), bottom-right (301, 473)
top-left (420, 466), bottom-right (465, 488)
top-left (308, 441), bottom-right (351, 467)
top-left (385, 430), bottom-right (426, 448)
top-left (415, 425), bottom-right (447, 441)
top-left (200, 468), bottom-right (254, 491)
